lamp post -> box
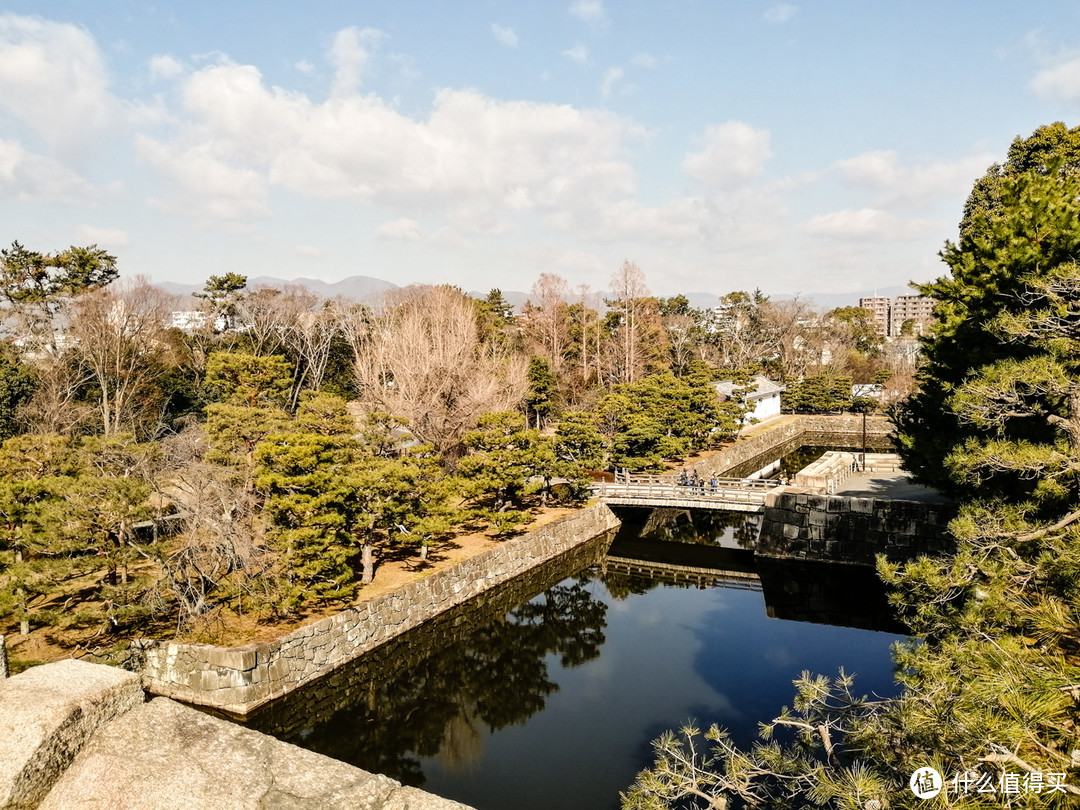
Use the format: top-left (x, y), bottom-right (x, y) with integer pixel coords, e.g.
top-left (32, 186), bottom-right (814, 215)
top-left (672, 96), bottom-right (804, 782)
top-left (860, 410), bottom-right (867, 472)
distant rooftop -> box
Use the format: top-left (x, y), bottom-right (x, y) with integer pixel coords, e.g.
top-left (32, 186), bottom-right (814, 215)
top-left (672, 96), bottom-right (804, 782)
top-left (712, 374), bottom-right (784, 402)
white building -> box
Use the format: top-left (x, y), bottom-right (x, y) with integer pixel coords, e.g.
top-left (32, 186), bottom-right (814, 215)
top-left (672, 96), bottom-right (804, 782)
top-left (170, 311), bottom-right (226, 332)
top-left (712, 375), bottom-right (785, 424)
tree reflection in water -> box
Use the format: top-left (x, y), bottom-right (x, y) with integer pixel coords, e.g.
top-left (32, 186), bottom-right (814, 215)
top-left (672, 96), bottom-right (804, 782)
top-left (240, 549), bottom-right (611, 788)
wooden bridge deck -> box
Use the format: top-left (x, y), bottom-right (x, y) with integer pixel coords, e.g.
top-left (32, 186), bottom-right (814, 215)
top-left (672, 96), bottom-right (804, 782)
top-left (593, 473), bottom-right (781, 513)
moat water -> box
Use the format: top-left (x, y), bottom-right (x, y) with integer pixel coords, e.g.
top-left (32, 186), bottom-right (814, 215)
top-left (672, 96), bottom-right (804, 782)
top-left (242, 504), bottom-right (905, 810)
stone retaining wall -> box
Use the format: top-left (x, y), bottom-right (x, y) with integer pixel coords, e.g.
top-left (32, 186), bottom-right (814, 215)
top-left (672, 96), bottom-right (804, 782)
top-left (690, 414), bottom-right (893, 479)
top-left (237, 532), bottom-right (614, 739)
top-left (138, 503), bottom-right (622, 716)
top-left (758, 490), bottom-right (956, 565)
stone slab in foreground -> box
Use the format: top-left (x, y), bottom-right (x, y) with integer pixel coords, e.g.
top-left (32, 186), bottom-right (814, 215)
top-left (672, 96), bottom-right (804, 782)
top-left (39, 697), bottom-right (473, 810)
top-left (0, 659), bottom-right (143, 810)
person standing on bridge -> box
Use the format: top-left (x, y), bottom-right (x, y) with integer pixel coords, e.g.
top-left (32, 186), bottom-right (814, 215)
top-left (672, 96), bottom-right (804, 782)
top-left (709, 475), bottom-right (717, 493)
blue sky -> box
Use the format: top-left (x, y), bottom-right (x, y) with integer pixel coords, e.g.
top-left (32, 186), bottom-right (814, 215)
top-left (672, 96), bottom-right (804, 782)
top-left (2, 2), bottom-right (1079, 300)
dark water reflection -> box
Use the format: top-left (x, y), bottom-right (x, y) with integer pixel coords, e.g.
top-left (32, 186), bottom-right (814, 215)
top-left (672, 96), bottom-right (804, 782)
top-left (241, 513), bottom-right (904, 810)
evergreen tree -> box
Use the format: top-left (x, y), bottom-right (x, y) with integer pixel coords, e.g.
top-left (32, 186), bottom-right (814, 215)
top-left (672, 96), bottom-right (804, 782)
top-left (256, 425), bottom-right (356, 607)
top-left (0, 434), bottom-right (78, 634)
top-left (626, 125), bottom-right (1080, 809)
top-left (0, 242), bottom-right (118, 350)
top-left (0, 349), bottom-right (34, 439)
top-left (204, 351), bottom-right (293, 409)
top-left (554, 412), bottom-right (607, 471)
top-left (524, 356), bottom-right (556, 429)
top-left (897, 130), bottom-right (1080, 495)
top-left (194, 272), bottom-right (247, 331)
top-left (783, 372), bottom-right (853, 414)
top-left (458, 411), bottom-right (558, 533)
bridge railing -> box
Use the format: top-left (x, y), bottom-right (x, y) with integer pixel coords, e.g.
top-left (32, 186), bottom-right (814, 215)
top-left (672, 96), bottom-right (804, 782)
top-left (593, 472), bottom-right (781, 503)
top-left (612, 472), bottom-right (779, 490)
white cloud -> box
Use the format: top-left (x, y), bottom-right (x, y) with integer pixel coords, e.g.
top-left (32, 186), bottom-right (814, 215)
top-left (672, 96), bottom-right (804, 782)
top-left (764, 3), bottom-right (798, 24)
top-left (0, 137), bottom-right (95, 202)
top-left (1031, 55), bottom-right (1080, 103)
top-left (682, 122), bottom-right (772, 188)
top-left (562, 45), bottom-right (590, 65)
top-left (0, 14), bottom-right (119, 154)
top-left (490, 23), bottom-right (518, 48)
top-left (833, 149), bottom-right (992, 206)
top-left (138, 49), bottom-right (644, 235)
top-left (294, 244), bottom-right (324, 258)
top-left (376, 218), bottom-right (467, 247)
top-left (569, 0), bottom-right (608, 27)
top-left (148, 54), bottom-right (184, 81)
top-left (329, 27), bottom-right (384, 97)
top-left (601, 67), bottom-right (623, 99)
top-left (803, 208), bottom-right (938, 241)
top-left (294, 60), bottom-right (315, 75)
top-left (75, 225), bottom-right (130, 246)
top-left (376, 217), bottom-right (423, 241)
top-left (631, 53), bottom-right (658, 69)
top-left (553, 249), bottom-right (605, 275)
top-left (136, 132), bottom-right (269, 228)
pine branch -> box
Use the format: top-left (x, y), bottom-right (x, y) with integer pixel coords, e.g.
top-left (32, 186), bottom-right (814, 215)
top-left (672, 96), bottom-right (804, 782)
top-left (1014, 509), bottom-right (1080, 542)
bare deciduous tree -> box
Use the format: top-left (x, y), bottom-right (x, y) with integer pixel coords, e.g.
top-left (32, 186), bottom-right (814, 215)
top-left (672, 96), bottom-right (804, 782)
top-left (523, 272), bottom-right (570, 372)
top-left (762, 298), bottom-right (819, 379)
top-left (662, 313), bottom-right (698, 376)
top-left (146, 425), bottom-right (270, 631)
top-left (609, 260), bottom-right (650, 384)
top-left (237, 287), bottom-right (287, 357)
top-left (354, 285), bottom-right (528, 457)
top-left (284, 302), bottom-right (340, 408)
top-left (67, 278), bottom-right (173, 436)
top-left (17, 356), bottom-right (96, 436)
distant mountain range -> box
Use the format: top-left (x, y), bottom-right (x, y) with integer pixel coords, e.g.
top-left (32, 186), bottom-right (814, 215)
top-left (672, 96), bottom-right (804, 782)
top-left (157, 275), bottom-right (399, 305)
top-left (155, 275), bottom-right (919, 312)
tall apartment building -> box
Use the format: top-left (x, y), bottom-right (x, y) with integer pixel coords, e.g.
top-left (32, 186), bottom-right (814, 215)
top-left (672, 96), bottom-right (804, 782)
top-left (890, 294), bottom-right (936, 336)
top-left (858, 294), bottom-right (935, 338)
top-left (858, 296), bottom-right (892, 336)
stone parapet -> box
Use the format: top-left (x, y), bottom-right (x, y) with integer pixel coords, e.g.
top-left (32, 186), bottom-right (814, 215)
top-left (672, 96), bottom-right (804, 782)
top-left (0, 659), bottom-right (474, 810)
top-left (40, 697), bottom-right (473, 810)
top-left (0, 659), bottom-right (144, 809)
top-left (139, 503), bottom-right (622, 715)
top-left (795, 451), bottom-right (901, 492)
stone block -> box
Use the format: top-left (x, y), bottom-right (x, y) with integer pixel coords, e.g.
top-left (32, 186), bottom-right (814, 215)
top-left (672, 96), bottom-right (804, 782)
top-left (40, 697), bottom-right (476, 810)
top-left (206, 647), bottom-right (251, 672)
top-left (0, 659), bottom-right (144, 810)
